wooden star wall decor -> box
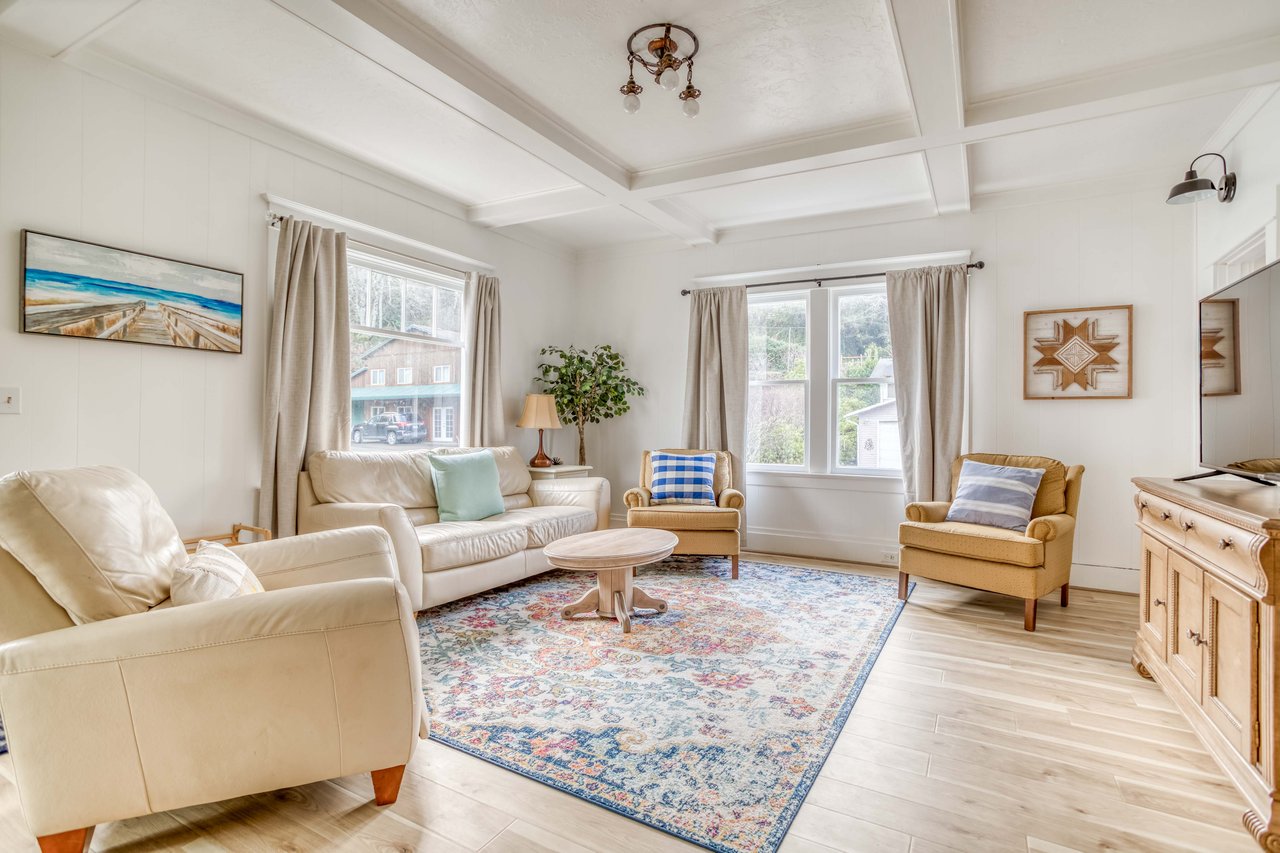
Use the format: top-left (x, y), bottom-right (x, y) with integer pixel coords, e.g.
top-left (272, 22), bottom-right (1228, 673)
top-left (1024, 305), bottom-right (1132, 399)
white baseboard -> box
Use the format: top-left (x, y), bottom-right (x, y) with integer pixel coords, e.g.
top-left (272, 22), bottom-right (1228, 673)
top-left (609, 514), bottom-right (1138, 594)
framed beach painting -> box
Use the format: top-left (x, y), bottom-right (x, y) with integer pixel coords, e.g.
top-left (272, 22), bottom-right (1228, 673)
top-left (20, 230), bottom-right (244, 353)
top-left (1024, 304), bottom-right (1133, 400)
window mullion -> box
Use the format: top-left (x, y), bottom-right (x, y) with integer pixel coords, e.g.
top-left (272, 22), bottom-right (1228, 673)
top-left (808, 288), bottom-right (829, 475)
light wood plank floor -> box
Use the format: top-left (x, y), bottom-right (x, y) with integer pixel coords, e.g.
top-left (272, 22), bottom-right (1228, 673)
top-left (0, 553), bottom-right (1260, 852)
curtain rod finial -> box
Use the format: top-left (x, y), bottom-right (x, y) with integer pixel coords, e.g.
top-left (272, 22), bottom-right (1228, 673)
top-left (971, 261), bottom-right (985, 270)
top-left (681, 288), bottom-right (691, 296)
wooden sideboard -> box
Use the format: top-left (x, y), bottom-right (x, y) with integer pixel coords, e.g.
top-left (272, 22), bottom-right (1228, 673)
top-left (1132, 477), bottom-right (1280, 850)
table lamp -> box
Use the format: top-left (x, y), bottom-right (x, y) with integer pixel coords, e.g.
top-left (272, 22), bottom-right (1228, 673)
top-left (516, 393), bottom-right (562, 467)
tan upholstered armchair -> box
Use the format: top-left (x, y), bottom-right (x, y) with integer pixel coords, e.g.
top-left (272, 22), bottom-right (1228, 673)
top-left (0, 467), bottom-right (424, 853)
top-left (624, 449), bottom-right (745, 578)
top-left (897, 453), bottom-right (1084, 631)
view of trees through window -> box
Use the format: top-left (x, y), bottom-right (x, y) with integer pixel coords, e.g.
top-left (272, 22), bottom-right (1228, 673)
top-left (347, 255), bottom-right (465, 453)
top-left (747, 286), bottom-right (898, 472)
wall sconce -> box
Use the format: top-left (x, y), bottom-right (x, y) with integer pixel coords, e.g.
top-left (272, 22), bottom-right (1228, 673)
top-left (1166, 152), bottom-right (1236, 205)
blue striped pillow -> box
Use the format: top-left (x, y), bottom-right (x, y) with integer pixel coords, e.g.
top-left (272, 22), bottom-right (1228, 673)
top-left (945, 460), bottom-right (1046, 531)
top-left (649, 452), bottom-right (716, 505)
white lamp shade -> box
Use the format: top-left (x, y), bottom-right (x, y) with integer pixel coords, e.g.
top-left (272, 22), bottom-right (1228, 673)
top-left (516, 394), bottom-right (562, 429)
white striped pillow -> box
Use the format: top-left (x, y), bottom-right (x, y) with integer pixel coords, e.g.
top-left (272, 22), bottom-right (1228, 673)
top-left (171, 541), bottom-right (265, 606)
top-left (945, 460), bottom-right (1046, 531)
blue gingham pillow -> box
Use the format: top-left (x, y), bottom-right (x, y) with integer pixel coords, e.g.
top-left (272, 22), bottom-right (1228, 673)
top-left (649, 452), bottom-right (716, 505)
top-left (944, 460), bottom-right (1046, 531)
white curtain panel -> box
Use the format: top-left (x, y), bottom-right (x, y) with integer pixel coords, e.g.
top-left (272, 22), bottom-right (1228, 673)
top-left (258, 216), bottom-right (351, 536)
top-left (682, 284), bottom-right (748, 501)
top-left (886, 264), bottom-right (969, 503)
top-left (464, 272), bottom-right (505, 448)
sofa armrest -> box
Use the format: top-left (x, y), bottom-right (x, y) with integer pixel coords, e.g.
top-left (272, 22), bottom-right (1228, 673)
top-left (718, 488), bottom-right (745, 509)
top-left (236, 526), bottom-right (397, 591)
top-left (1026, 513), bottom-right (1076, 543)
top-left (905, 501), bottom-right (951, 523)
top-left (530, 477), bottom-right (612, 530)
top-left (298, 501), bottom-right (423, 611)
top-left (624, 487), bottom-right (651, 508)
top-left (0, 578), bottom-right (422, 836)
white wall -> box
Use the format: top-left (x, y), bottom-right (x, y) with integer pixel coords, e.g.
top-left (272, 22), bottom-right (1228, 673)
top-left (576, 188), bottom-right (1198, 592)
top-left (0, 45), bottom-right (576, 536)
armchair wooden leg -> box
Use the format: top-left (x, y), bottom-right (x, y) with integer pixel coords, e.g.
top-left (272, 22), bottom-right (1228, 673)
top-left (1024, 598), bottom-right (1038, 632)
top-left (731, 555), bottom-right (739, 580)
top-left (37, 827), bottom-right (93, 853)
top-left (371, 764), bottom-right (406, 806)
top-left (897, 571), bottom-right (909, 600)
top-left (1060, 584), bottom-right (1069, 608)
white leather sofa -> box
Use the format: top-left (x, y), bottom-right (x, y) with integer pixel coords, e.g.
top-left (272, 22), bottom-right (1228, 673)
top-left (297, 446), bottom-right (611, 611)
top-left (0, 466), bottom-right (424, 853)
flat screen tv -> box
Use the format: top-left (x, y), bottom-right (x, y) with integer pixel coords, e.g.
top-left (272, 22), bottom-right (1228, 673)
top-left (1197, 257), bottom-right (1280, 485)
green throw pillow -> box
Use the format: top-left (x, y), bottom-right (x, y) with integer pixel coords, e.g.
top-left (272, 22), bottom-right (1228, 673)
top-left (425, 450), bottom-right (505, 522)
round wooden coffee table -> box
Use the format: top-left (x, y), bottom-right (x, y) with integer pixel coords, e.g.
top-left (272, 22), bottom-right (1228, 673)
top-left (544, 528), bottom-right (677, 633)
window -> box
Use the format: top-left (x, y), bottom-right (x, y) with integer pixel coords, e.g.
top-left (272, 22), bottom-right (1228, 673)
top-left (348, 250), bottom-right (466, 453)
top-left (746, 283), bottom-right (899, 475)
top-left (433, 407), bottom-right (455, 441)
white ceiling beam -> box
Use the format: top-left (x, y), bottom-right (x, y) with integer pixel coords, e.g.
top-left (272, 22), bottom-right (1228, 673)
top-left (1201, 83), bottom-right (1280, 156)
top-left (469, 187), bottom-right (609, 228)
top-left (885, 0), bottom-right (969, 214)
top-left (273, 0), bottom-right (716, 245)
top-left (53, 0), bottom-right (151, 60)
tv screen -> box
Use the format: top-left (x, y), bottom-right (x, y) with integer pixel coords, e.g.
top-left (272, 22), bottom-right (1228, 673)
top-left (1200, 257), bottom-right (1280, 480)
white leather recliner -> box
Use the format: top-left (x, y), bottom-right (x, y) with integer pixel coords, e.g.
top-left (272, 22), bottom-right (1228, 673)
top-left (0, 466), bottom-right (425, 853)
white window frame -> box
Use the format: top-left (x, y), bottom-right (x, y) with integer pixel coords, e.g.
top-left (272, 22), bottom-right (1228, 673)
top-left (433, 407), bottom-right (455, 441)
top-left (746, 281), bottom-right (900, 478)
top-left (396, 367), bottom-right (413, 385)
top-left (433, 364), bottom-right (451, 383)
top-left (828, 282), bottom-right (901, 478)
top-left (747, 291), bottom-right (812, 473)
top-left (370, 368), bottom-right (386, 386)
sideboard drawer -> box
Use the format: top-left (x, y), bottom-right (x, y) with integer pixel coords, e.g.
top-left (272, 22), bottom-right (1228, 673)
top-left (1182, 511), bottom-right (1265, 592)
top-left (1137, 491), bottom-right (1184, 544)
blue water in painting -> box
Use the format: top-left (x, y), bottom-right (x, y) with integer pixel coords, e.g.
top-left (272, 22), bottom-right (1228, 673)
top-left (25, 268), bottom-right (241, 325)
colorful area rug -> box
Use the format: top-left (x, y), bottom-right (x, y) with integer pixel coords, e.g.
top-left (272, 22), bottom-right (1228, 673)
top-left (419, 556), bottom-right (908, 853)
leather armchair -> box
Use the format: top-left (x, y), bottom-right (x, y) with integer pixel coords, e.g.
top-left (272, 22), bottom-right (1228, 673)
top-left (897, 453), bottom-right (1084, 631)
top-left (0, 473), bottom-right (424, 853)
top-left (625, 449), bottom-right (744, 578)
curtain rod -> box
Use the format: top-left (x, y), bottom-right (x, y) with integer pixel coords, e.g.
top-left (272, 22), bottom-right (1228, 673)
top-left (267, 211), bottom-right (470, 277)
top-left (679, 261), bottom-right (985, 296)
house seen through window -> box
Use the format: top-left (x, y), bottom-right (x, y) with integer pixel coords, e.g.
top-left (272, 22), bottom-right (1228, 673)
top-left (348, 250), bottom-right (466, 452)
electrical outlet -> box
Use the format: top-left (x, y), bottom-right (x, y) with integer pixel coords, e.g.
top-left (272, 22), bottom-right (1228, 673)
top-left (0, 387), bottom-right (18, 414)
top-left (880, 549), bottom-right (899, 564)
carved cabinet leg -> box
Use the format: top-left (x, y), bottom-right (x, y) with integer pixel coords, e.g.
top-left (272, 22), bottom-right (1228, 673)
top-left (37, 827), bottom-right (93, 853)
top-left (1244, 808), bottom-right (1280, 852)
top-left (1130, 652), bottom-right (1153, 680)
top-left (371, 764), bottom-right (406, 806)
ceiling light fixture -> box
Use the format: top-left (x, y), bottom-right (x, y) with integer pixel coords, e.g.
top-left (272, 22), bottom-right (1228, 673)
top-left (620, 23), bottom-right (701, 118)
top-left (1166, 152), bottom-right (1236, 205)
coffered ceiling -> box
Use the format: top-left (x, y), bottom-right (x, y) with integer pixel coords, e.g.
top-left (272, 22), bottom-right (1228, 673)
top-left (1, 0), bottom-right (1278, 253)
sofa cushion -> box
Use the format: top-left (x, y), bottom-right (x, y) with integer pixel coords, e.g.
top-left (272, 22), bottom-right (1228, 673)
top-left (423, 450), bottom-right (505, 522)
top-left (0, 466), bottom-right (185, 624)
top-left (431, 446), bottom-right (531, 497)
top-left (648, 451), bottom-right (717, 505)
top-left (628, 504), bottom-right (741, 531)
top-left (899, 520), bottom-right (1044, 568)
top-left (501, 506), bottom-right (597, 548)
top-left (642, 449), bottom-right (731, 497)
top-left (417, 518), bottom-right (528, 573)
top-left (171, 541), bottom-right (264, 606)
top-left (945, 460), bottom-right (1045, 531)
top-left (950, 453), bottom-right (1066, 518)
top-left (308, 449), bottom-right (436, 507)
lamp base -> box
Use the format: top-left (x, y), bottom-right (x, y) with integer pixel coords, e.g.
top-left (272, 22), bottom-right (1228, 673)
top-left (529, 429), bottom-right (554, 468)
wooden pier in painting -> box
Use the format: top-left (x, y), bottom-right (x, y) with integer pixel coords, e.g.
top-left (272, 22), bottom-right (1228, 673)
top-left (24, 300), bottom-right (240, 351)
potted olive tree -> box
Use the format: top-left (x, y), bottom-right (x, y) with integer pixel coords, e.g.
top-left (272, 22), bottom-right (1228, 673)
top-left (535, 344), bottom-right (645, 465)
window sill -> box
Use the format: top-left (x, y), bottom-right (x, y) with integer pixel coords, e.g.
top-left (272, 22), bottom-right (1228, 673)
top-left (745, 469), bottom-right (904, 493)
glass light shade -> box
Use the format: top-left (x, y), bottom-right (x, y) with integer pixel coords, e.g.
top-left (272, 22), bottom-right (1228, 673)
top-left (622, 93), bottom-right (641, 114)
top-left (516, 394), bottom-right (562, 429)
top-left (658, 67), bottom-right (679, 90)
top-left (682, 97), bottom-right (700, 118)
top-left (1166, 170), bottom-right (1218, 205)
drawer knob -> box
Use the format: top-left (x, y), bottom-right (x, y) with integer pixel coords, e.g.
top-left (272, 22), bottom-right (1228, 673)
top-left (1181, 520), bottom-right (1195, 531)
top-left (1186, 628), bottom-right (1209, 647)
top-left (1219, 537), bottom-right (1234, 550)
top-left (1153, 597), bottom-right (1165, 607)
top-left (1160, 511), bottom-right (1172, 521)
top-left (1139, 501), bottom-right (1148, 510)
